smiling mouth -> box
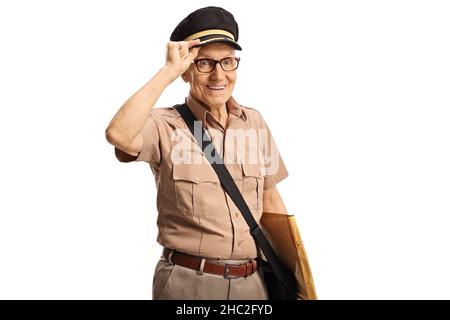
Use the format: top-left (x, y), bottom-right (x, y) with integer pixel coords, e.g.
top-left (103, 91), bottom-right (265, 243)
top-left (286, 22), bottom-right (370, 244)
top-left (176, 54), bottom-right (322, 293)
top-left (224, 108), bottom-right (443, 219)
top-left (206, 85), bottom-right (226, 91)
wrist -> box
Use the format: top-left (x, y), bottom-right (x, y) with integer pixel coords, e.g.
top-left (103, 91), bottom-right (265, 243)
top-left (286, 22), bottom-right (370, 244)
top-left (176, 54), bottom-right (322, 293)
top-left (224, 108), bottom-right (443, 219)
top-left (160, 65), bottom-right (179, 82)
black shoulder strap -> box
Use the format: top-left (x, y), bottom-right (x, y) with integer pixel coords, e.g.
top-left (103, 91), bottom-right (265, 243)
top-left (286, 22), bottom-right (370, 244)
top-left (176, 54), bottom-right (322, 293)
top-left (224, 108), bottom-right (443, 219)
top-left (174, 103), bottom-right (295, 298)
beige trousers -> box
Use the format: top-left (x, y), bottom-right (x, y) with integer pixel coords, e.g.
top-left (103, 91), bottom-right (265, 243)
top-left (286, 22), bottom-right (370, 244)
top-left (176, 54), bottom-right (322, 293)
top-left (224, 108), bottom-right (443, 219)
top-left (152, 256), bottom-right (269, 300)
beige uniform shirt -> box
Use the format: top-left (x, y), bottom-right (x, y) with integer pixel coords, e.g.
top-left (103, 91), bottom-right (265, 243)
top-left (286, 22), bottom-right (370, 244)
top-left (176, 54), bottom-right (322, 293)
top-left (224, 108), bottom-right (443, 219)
top-left (115, 93), bottom-right (288, 259)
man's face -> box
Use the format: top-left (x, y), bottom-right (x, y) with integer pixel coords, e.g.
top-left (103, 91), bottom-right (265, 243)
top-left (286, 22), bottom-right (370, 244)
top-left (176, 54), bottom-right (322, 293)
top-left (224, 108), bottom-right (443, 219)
top-left (182, 43), bottom-right (237, 109)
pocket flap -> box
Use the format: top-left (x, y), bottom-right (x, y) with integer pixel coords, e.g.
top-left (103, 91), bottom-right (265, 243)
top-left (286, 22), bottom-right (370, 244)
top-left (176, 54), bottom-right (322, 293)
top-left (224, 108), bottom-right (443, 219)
top-left (172, 163), bottom-right (219, 184)
top-left (241, 163), bottom-right (264, 178)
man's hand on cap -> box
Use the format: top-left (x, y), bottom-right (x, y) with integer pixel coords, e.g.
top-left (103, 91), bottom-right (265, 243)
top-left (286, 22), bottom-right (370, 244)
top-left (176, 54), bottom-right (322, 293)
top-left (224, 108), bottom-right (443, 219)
top-left (165, 39), bottom-right (200, 79)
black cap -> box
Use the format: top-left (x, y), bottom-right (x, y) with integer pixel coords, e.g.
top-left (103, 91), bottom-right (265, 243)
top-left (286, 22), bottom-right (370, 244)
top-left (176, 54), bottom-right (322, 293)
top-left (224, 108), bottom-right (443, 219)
top-left (170, 6), bottom-right (242, 50)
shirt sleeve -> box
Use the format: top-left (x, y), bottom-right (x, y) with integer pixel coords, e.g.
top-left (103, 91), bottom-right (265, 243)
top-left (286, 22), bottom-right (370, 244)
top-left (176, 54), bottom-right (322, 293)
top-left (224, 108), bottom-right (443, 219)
top-left (258, 112), bottom-right (289, 190)
top-left (114, 113), bottom-right (161, 167)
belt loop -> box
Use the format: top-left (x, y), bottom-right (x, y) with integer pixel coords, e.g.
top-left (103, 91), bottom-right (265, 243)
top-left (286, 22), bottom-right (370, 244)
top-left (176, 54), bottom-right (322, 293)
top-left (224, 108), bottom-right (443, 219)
top-left (167, 249), bottom-right (175, 265)
top-left (251, 259), bottom-right (257, 274)
top-left (245, 262), bottom-right (251, 276)
top-left (197, 258), bottom-right (206, 275)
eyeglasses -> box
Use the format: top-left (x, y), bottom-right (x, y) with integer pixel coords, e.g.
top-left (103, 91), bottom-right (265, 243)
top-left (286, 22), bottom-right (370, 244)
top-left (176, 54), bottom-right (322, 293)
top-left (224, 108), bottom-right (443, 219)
top-left (193, 57), bottom-right (240, 73)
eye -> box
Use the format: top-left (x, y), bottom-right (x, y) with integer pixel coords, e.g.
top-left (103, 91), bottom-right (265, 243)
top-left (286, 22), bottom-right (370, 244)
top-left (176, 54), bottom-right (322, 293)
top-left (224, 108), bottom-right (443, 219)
top-left (222, 58), bottom-right (233, 66)
top-left (198, 59), bottom-right (214, 67)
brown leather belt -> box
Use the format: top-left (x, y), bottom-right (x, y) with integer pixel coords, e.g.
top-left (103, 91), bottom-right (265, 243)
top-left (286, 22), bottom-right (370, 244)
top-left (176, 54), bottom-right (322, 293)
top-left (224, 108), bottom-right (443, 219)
top-left (163, 248), bottom-right (258, 279)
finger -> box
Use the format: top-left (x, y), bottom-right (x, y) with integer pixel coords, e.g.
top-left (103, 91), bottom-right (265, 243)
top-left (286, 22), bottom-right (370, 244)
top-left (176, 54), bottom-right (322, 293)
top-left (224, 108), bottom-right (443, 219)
top-left (187, 39), bottom-right (201, 48)
top-left (167, 42), bottom-right (181, 55)
top-left (179, 42), bottom-right (188, 56)
top-left (167, 41), bottom-right (177, 49)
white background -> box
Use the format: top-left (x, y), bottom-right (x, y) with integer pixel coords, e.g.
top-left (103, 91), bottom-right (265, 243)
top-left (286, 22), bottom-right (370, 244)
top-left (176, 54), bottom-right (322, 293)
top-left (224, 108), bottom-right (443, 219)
top-left (0, 0), bottom-right (449, 299)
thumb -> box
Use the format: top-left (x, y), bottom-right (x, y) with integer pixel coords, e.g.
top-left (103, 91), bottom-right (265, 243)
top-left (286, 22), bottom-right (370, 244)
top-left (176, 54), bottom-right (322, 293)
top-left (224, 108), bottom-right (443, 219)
top-left (188, 47), bottom-right (200, 60)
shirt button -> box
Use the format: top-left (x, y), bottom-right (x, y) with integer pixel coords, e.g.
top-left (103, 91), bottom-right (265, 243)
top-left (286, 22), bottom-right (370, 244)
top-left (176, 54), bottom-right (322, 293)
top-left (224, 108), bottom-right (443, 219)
top-left (238, 240), bottom-right (244, 247)
top-left (235, 212), bottom-right (239, 218)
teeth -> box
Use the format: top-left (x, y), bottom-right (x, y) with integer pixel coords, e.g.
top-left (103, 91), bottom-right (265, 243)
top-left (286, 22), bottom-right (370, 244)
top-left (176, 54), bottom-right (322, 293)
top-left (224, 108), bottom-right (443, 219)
top-left (208, 85), bottom-right (225, 90)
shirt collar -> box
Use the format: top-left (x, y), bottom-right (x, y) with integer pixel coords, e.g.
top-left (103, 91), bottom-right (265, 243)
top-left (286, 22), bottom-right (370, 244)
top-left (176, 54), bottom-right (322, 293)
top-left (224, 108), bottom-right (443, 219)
top-left (185, 91), bottom-right (247, 129)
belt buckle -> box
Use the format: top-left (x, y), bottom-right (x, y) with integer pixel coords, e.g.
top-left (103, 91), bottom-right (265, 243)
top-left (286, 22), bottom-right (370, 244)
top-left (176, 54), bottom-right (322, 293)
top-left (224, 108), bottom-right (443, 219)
top-left (223, 263), bottom-right (239, 279)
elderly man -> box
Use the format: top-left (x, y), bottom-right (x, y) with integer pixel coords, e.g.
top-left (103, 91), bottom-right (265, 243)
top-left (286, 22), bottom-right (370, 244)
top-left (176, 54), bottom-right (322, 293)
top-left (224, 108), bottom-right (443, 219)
top-left (105, 6), bottom-right (289, 300)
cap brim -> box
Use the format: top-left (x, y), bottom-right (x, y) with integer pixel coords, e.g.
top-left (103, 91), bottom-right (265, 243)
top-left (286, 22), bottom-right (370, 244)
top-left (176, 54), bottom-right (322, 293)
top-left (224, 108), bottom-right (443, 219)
top-left (193, 34), bottom-right (242, 50)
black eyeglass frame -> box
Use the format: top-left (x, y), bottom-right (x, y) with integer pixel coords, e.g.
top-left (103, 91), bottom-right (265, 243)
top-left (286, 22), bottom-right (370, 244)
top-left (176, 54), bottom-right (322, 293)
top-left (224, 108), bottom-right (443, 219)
top-left (192, 57), bottom-right (241, 73)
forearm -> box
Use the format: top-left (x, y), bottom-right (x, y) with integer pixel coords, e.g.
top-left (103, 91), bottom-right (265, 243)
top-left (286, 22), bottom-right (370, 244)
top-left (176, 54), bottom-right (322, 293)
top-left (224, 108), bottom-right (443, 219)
top-left (105, 66), bottom-right (177, 146)
top-left (262, 187), bottom-right (288, 214)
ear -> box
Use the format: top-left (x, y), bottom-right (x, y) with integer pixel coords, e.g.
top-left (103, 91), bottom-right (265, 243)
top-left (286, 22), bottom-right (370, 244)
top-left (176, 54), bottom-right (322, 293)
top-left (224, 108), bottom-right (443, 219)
top-left (181, 71), bottom-right (189, 83)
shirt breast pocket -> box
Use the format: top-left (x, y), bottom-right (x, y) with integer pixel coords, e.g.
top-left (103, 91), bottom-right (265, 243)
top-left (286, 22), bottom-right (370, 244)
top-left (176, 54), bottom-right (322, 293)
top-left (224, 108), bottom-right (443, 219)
top-left (172, 163), bottom-right (224, 217)
top-left (241, 163), bottom-right (264, 211)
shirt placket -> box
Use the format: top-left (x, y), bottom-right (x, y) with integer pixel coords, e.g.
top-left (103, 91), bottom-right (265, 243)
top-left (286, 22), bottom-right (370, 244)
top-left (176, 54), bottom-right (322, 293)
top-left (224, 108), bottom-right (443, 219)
top-left (222, 116), bottom-right (248, 258)
top-left (205, 112), bottom-right (251, 258)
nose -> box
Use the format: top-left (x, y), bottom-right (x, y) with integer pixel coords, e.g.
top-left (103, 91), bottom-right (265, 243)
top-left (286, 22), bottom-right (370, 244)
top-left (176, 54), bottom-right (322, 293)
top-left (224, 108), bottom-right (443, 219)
top-left (209, 62), bottom-right (226, 81)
